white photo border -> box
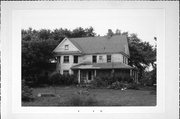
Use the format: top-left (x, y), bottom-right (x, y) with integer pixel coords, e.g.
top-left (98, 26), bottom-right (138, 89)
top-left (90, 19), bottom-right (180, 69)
top-left (1, 1), bottom-right (179, 119)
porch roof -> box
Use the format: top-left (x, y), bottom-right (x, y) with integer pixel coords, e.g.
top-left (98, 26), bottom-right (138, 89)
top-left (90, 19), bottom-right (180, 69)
top-left (71, 62), bottom-right (134, 70)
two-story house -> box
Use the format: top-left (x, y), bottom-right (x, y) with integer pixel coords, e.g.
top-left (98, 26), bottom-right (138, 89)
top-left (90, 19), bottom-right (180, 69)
top-left (53, 33), bottom-right (138, 84)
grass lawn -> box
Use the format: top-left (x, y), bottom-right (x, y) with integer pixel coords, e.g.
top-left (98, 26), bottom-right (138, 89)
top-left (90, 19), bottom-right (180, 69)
top-left (22, 86), bottom-right (156, 106)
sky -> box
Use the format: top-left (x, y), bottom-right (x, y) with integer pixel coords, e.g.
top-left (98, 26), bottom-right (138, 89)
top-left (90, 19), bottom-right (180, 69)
top-left (22, 9), bottom-right (164, 46)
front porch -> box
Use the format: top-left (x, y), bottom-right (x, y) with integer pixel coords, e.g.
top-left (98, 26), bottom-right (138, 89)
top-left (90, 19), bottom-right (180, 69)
top-left (71, 62), bottom-right (138, 84)
top-left (73, 69), bottom-right (97, 84)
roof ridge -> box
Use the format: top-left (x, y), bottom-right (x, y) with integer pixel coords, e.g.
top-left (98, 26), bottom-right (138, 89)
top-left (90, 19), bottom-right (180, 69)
top-left (68, 34), bottom-right (125, 40)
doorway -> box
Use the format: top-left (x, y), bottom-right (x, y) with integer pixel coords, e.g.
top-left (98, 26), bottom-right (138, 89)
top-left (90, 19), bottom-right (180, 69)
top-left (88, 71), bottom-right (92, 80)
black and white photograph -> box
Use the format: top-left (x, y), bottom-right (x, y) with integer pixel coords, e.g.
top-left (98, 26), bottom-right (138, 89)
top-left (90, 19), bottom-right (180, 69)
top-left (1, 1), bottom-right (179, 119)
top-left (21, 9), bottom-right (159, 106)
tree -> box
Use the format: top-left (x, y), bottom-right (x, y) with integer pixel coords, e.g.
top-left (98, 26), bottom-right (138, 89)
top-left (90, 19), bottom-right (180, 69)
top-left (22, 27), bottom-right (96, 86)
top-left (120, 32), bottom-right (156, 82)
top-left (38, 29), bottom-right (52, 40)
top-left (71, 27), bottom-right (96, 38)
top-left (85, 26), bottom-right (96, 37)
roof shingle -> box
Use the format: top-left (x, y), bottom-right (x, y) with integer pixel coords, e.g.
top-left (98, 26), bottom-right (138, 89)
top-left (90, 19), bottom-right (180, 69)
top-left (68, 35), bottom-right (129, 56)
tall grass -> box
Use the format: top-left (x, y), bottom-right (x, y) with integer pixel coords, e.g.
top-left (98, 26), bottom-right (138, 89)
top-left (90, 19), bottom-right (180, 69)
top-left (68, 93), bottom-right (98, 106)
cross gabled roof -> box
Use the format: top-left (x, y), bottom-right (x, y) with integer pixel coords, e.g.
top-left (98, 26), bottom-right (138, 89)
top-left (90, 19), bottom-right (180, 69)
top-left (53, 35), bottom-right (130, 57)
top-left (68, 35), bottom-right (129, 56)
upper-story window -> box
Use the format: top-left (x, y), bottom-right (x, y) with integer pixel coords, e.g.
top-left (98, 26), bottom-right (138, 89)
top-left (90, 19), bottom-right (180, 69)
top-left (92, 55), bottom-right (97, 63)
top-left (123, 56), bottom-right (126, 64)
top-left (123, 56), bottom-right (128, 64)
top-left (99, 56), bottom-right (103, 61)
top-left (65, 45), bottom-right (69, 50)
top-left (74, 55), bottom-right (78, 63)
top-left (63, 56), bottom-right (69, 63)
top-left (123, 56), bottom-right (124, 63)
top-left (107, 55), bottom-right (111, 62)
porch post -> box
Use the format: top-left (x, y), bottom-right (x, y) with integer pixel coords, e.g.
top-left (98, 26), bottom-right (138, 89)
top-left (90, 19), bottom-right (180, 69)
top-left (135, 71), bottom-right (137, 83)
top-left (91, 71), bottom-right (94, 80)
top-left (94, 69), bottom-right (96, 77)
top-left (136, 71), bottom-right (138, 83)
top-left (130, 69), bottom-right (132, 76)
top-left (86, 71), bottom-right (88, 81)
top-left (78, 70), bottom-right (80, 84)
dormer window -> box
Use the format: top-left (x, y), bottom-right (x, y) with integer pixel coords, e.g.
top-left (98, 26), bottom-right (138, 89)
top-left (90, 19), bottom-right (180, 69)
top-left (65, 45), bottom-right (69, 50)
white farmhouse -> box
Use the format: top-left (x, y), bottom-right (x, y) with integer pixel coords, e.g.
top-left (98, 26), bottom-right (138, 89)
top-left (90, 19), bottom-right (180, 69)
top-left (53, 33), bottom-right (138, 84)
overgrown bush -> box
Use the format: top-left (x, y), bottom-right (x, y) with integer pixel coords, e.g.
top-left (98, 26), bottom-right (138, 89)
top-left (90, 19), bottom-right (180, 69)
top-left (49, 71), bottom-right (62, 85)
top-left (69, 93), bottom-right (97, 106)
top-left (61, 74), bottom-right (77, 85)
top-left (141, 69), bottom-right (156, 86)
top-left (90, 77), bottom-right (108, 88)
top-left (90, 75), bottom-right (133, 88)
top-left (107, 81), bottom-right (128, 90)
top-left (22, 80), bottom-right (34, 102)
top-left (49, 71), bottom-right (77, 86)
top-left (127, 83), bottom-right (139, 90)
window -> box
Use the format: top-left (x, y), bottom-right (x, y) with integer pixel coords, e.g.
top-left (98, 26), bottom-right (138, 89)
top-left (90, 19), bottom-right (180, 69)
top-left (123, 56), bottom-right (127, 64)
top-left (123, 56), bottom-right (124, 63)
top-left (65, 45), bottom-right (69, 50)
top-left (92, 55), bottom-right (97, 63)
top-left (107, 55), bottom-right (111, 62)
top-left (63, 70), bottom-right (69, 75)
top-left (99, 56), bottom-right (103, 61)
top-left (63, 56), bottom-right (69, 63)
top-left (74, 55), bottom-right (78, 63)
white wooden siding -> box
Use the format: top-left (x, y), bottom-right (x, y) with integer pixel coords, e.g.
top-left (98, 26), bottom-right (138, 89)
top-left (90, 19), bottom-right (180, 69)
top-left (57, 53), bottom-right (128, 74)
top-left (53, 38), bottom-right (80, 52)
top-left (78, 54), bottom-right (125, 64)
top-left (55, 39), bottom-right (129, 74)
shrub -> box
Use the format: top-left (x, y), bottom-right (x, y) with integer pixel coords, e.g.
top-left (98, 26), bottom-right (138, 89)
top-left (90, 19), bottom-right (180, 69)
top-left (22, 80), bottom-right (34, 102)
top-left (90, 75), bottom-right (134, 89)
top-left (49, 71), bottom-right (62, 85)
top-left (91, 77), bottom-right (108, 88)
top-left (23, 75), bottom-right (35, 87)
top-left (69, 93), bottom-right (97, 106)
top-left (61, 74), bottom-right (77, 85)
top-left (124, 75), bottom-right (134, 83)
top-left (108, 81), bottom-right (128, 90)
top-left (49, 71), bottom-right (77, 86)
top-left (127, 83), bottom-right (139, 90)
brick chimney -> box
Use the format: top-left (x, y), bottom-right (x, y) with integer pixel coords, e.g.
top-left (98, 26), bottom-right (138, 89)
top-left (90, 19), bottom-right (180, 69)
top-left (107, 29), bottom-right (113, 39)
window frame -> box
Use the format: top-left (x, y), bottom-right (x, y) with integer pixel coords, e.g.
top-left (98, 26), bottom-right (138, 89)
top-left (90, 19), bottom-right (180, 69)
top-left (123, 56), bottom-right (127, 64)
top-left (99, 55), bottom-right (103, 61)
top-left (65, 45), bottom-right (69, 50)
top-left (92, 55), bottom-right (97, 63)
top-left (74, 55), bottom-right (78, 64)
top-left (63, 56), bottom-right (69, 63)
top-left (107, 55), bottom-right (111, 62)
